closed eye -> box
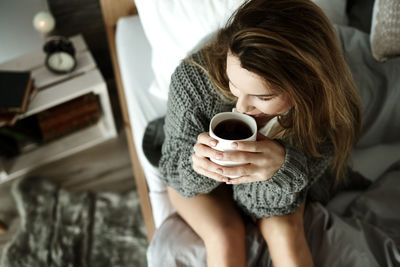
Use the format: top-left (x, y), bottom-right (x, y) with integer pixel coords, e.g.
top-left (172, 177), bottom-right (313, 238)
top-left (257, 96), bottom-right (273, 101)
top-left (229, 81), bottom-right (274, 101)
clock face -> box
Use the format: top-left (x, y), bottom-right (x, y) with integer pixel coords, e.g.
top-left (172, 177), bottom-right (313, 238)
top-left (47, 52), bottom-right (76, 73)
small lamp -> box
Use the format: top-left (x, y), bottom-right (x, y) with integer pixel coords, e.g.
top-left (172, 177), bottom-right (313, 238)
top-left (33, 11), bottom-right (55, 35)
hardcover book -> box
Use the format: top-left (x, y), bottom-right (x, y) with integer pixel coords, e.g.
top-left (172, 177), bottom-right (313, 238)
top-left (36, 93), bottom-right (101, 142)
top-left (0, 71), bottom-right (33, 113)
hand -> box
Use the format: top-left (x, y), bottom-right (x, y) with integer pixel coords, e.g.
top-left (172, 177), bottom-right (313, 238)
top-left (192, 132), bottom-right (285, 184)
top-left (222, 132), bottom-right (285, 184)
top-left (192, 132), bottom-right (231, 183)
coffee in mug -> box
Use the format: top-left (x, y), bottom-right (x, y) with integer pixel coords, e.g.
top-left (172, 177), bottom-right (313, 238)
top-left (209, 112), bottom-right (257, 174)
top-left (213, 119), bottom-right (253, 140)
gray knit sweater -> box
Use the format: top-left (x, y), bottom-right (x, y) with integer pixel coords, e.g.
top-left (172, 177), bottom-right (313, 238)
top-left (159, 52), bottom-right (334, 218)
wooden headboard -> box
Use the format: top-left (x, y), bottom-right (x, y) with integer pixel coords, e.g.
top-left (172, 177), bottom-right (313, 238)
top-left (98, 0), bottom-right (156, 242)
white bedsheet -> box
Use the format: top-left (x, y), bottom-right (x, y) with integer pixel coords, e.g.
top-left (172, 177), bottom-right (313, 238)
top-left (116, 15), bottom-right (175, 228)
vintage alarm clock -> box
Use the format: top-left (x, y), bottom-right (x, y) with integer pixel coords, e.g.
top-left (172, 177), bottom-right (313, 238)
top-left (43, 36), bottom-right (77, 74)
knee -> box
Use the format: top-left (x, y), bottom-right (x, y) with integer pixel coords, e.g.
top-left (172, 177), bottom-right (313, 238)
top-left (258, 210), bottom-right (305, 242)
top-left (203, 218), bottom-right (246, 248)
top-left (260, 204), bottom-right (305, 230)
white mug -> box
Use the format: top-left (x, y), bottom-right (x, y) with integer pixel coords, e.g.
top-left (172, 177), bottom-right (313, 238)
top-left (209, 111), bottom-right (257, 177)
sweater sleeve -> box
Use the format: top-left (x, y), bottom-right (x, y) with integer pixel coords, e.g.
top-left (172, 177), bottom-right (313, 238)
top-left (158, 57), bottom-right (232, 198)
top-left (233, 141), bottom-right (333, 218)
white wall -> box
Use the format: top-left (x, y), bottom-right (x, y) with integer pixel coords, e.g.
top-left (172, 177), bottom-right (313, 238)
top-left (0, 0), bottom-right (45, 64)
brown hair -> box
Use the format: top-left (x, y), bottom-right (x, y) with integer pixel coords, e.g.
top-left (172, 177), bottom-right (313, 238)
top-left (200, 0), bottom-right (362, 183)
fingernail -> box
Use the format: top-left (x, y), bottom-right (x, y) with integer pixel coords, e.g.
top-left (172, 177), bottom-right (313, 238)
top-left (216, 154), bottom-right (222, 160)
top-left (231, 142), bottom-right (238, 149)
top-left (216, 168), bottom-right (223, 174)
top-left (210, 140), bottom-right (217, 147)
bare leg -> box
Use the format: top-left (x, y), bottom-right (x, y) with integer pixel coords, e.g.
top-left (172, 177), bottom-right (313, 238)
top-left (257, 204), bottom-right (314, 267)
top-left (168, 185), bottom-right (247, 267)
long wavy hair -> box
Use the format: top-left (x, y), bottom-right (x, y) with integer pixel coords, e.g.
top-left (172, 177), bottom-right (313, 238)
top-left (200, 0), bottom-right (362, 183)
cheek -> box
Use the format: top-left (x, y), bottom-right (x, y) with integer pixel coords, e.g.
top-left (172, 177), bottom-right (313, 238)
top-left (258, 98), bottom-right (292, 115)
top-left (229, 86), bottom-right (238, 97)
top-left (257, 103), bottom-right (277, 114)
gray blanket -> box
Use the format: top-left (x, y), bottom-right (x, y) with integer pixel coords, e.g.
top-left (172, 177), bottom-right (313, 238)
top-left (147, 25), bottom-right (400, 267)
top-left (148, 161), bottom-right (400, 267)
top-left (1, 177), bottom-right (148, 267)
top-left (306, 161), bottom-right (400, 266)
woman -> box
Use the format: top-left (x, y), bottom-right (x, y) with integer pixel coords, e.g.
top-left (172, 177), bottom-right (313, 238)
top-left (159, 0), bottom-right (361, 266)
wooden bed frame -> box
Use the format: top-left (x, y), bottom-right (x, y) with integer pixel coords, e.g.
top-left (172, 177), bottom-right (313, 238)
top-left (98, 0), bottom-right (156, 242)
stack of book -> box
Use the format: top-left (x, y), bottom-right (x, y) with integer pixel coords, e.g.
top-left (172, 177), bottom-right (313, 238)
top-left (36, 93), bottom-right (101, 142)
top-left (0, 72), bottom-right (101, 159)
top-left (0, 71), bottom-right (37, 158)
top-left (0, 71), bottom-right (35, 125)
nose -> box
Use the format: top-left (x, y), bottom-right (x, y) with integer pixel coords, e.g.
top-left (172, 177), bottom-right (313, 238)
top-left (235, 95), bottom-right (252, 114)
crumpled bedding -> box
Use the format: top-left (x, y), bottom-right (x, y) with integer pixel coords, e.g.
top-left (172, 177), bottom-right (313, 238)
top-left (147, 24), bottom-right (400, 267)
top-left (306, 161), bottom-right (400, 267)
top-left (148, 161), bottom-right (400, 267)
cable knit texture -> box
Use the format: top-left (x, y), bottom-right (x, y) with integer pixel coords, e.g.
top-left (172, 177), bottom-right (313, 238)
top-left (159, 51), bottom-right (334, 217)
top-left (234, 142), bottom-right (333, 218)
top-left (159, 52), bottom-right (234, 197)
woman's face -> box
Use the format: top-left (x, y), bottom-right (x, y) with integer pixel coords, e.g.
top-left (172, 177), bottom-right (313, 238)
top-left (226, 53), bottom-right (293, 126)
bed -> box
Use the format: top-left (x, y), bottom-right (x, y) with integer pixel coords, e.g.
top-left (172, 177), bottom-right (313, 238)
top-left (99, 0), bottom-right (400, 266)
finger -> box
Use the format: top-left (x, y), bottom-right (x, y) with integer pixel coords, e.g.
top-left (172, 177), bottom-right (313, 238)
top-left (193, 143), bottom-right (224, 161)
top-left (197, 132), bottom-right (218, 147)
top-left (231, 138), bottom-right (277, 153)
top-left (229, 140), bottom-right (263, 152)
top-left (217, 163), bottom-right (255, 177)
top-left (195, 166), bottom-right (228, 182)
top-left (226, 175), bottom-right (255, 185)
top-left (193, 163), bottom-right (229, 183)
top-left (218, 150), bottom-right (257, 163)
top-left (192, 154), bottom-right (229, 179)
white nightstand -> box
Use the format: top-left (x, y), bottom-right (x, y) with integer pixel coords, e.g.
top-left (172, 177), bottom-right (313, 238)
top-left (0, 34), bottom-right (117, 183)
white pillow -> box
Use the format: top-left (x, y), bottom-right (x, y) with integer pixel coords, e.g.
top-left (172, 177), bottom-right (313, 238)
top-left (370, 0), bottom-right (400, 62)
top-left (135, 0), bottom-right (244, 101)
top-left (135, 0), bottom-right (348, 101)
